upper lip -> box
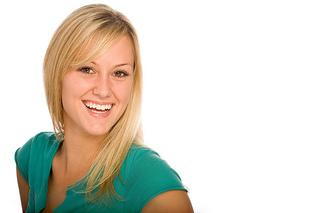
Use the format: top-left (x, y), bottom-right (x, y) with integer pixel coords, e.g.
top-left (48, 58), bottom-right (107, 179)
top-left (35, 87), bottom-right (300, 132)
top-left (82, 100), bottom-right (114, 105)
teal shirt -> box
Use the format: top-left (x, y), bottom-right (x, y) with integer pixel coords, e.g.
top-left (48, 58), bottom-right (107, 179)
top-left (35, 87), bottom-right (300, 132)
top-left (15, 132), bottom-right (187, 212)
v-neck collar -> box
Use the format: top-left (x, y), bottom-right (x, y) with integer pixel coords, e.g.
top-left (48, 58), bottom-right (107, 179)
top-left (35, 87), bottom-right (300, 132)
top-left (40, 138), bottom-right (90, 212)
top-left (41, 139), bottom-right (63, 212)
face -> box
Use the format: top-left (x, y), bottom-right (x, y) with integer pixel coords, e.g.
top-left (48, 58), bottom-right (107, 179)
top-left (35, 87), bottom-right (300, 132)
top-left (61, 35), bottom-right (134, 139)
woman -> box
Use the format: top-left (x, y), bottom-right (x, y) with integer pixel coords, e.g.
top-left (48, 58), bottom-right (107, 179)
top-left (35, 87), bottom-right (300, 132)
top-left (15, 3), bottom-right (193, 213)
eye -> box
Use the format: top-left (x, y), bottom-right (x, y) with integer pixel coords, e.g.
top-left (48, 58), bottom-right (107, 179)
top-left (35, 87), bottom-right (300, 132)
top-left (113, 70), bottom-right (129, 78)
top-left (77, 66), bottom-right (95, 74)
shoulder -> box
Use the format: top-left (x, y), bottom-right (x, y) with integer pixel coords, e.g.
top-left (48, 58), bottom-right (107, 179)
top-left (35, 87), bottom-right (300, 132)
top-left (127, 144), bottom-right (162, 164)
top-left (125, 144), bottom-right (179, 179)
top-left (125, 143), bottom-right (185, 178)
top-left (14, 132), bottom-right (58, 182)
top-left (15, 131), bottom-right (57, 159)
top-left (128, 144), bottom-right (180, 176)
top-left (122, 144), bottom-right (188, 211)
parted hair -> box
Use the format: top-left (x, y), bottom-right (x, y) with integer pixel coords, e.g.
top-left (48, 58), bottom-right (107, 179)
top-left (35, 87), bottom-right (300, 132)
top-left (43, 3), bottom-right (143, 202)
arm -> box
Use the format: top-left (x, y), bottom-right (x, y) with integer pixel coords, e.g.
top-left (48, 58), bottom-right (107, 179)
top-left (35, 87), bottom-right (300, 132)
top-left (16, 167), bottom-right (29, 212)
top-left (142, 190), bottom-right (194, 213)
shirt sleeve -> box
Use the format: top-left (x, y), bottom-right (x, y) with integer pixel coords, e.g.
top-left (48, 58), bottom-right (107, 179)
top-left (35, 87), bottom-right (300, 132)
top-left (14, 135), bottom-right (36, 182)
top-left (127, 148), bottom-right (188, 211)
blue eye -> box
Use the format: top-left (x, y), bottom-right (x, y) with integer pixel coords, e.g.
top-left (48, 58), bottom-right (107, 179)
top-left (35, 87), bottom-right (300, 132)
top-left (114, 70), bottom-right (129, 78)
top-left (78, 66), bottom-right (94, 74)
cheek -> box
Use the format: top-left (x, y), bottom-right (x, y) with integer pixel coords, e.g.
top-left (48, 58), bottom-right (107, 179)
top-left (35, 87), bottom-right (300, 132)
top-left (116, 82), bottom-right (133, 105)
top-left (61, 75), bottom-right (91, 106)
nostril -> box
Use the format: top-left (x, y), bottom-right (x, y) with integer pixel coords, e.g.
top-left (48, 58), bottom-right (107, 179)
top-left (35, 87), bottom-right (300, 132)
top-left (93, 87), bottom-right (111, 97)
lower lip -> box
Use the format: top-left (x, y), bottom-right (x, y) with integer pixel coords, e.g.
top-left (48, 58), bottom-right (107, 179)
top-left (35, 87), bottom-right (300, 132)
top-left (85, 106), bottom-right (112, 118)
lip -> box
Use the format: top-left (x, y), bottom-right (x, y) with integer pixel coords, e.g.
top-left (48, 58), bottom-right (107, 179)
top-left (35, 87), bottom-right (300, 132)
top-left (82, 100), bottom-right (114, 105)
top-left (82, 100), bottom-right (113, 119)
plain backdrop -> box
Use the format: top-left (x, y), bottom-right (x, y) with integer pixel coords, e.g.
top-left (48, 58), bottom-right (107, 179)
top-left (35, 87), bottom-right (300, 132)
top-left (1, 0), bottom-right (320, 212)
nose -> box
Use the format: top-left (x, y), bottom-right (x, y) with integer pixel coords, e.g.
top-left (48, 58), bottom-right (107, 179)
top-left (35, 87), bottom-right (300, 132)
top-left (92, 75), bottom-right (111, 98)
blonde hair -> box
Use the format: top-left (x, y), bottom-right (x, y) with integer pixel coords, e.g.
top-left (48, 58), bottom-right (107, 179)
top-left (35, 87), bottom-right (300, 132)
top-left (43, 4), bottom-right (143, 202)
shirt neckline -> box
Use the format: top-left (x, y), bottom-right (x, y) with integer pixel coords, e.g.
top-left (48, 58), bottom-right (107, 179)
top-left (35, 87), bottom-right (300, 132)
top-left (42, 138), bottom-right (86, 212)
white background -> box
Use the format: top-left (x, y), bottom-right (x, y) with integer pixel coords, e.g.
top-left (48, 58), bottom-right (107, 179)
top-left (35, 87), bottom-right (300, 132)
top-left (0, 0), bottom-right (319, 212)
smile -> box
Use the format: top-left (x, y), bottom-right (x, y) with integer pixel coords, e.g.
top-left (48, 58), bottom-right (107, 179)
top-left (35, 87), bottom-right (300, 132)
top-left (82, 100), bottom-right (114, 112)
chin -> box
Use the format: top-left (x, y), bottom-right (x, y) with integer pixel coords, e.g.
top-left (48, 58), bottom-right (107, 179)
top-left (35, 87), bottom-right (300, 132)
top-left (85, 128), bottom-right (110, 138)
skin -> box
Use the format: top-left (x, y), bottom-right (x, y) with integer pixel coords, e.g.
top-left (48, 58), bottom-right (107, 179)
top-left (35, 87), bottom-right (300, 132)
top-left (17, 35), bottom-right (193, 212)
top-left (16, 169), bottom-right (28, 212)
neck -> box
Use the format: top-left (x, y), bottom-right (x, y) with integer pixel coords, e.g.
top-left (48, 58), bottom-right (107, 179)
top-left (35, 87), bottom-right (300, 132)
top-left (58, 126), bottom-right (105, 175)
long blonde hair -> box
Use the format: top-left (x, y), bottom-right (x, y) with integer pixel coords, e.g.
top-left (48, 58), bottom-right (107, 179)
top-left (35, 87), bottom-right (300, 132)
top-left (43, 4), bottom-right (143, 202)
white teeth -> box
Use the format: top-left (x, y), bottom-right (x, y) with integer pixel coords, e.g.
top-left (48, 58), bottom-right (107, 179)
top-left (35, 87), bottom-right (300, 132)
top-left (84, 102), bottom-right (112, 111)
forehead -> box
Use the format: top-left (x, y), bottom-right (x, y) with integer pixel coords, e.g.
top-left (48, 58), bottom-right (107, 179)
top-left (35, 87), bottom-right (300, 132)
top-left (74, 34), bottom-right (135, 68)
top-left (92, 35), bottom-right (134, 66)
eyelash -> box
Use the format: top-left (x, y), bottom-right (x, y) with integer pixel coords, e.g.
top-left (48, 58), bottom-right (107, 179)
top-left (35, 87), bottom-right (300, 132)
top-left (78, 66), bottom-right (94, 74)
top-left (77, 66), bottom-right (130, 78)
top-left (113, 70), bottom-right (129, 78)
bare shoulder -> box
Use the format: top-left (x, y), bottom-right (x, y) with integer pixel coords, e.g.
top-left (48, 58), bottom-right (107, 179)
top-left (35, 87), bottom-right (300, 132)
top-left (16, 168), bottom-right (29, 212)
top-left (142, 190), bottom-right (194, 213)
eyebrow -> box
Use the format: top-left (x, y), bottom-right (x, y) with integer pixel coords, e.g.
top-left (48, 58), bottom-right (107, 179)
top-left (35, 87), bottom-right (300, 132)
top-left (91, 61), bottom-right (133, 68)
